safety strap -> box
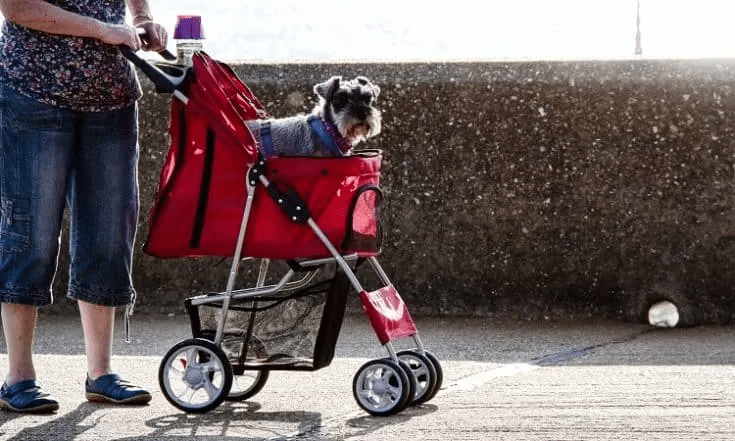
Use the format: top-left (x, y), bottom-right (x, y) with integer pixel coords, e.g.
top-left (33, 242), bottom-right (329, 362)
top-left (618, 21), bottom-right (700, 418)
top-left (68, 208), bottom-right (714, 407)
top-left (259, 121), bottom-right (278, 158)
top-left (259, 117), bottom-right (347, 157)
top-left (307, 116), bottom-right (344, 157)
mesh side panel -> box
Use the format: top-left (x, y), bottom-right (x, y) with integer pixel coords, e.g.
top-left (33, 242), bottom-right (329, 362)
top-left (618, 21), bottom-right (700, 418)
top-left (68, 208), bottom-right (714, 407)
top-left (194, 280), bottom-right (334, 370)
top-left (342, 185), bottom-right (383, 255)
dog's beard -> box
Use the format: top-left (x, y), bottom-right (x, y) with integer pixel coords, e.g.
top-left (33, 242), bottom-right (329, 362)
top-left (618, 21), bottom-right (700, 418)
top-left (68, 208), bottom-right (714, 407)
top-left (334, 110), bottom-right (382, 145)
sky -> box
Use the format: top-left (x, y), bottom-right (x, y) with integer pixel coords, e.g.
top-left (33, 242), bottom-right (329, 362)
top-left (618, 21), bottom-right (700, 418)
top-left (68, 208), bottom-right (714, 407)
top-left (144, 0), bottom-right (735, 62)
top-left (3, 1), bottom-right (735, 62)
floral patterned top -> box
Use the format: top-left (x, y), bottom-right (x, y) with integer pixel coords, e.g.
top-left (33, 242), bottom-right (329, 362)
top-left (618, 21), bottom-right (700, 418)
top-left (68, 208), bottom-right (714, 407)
top-left (0, 0), bottom-right (140, 112)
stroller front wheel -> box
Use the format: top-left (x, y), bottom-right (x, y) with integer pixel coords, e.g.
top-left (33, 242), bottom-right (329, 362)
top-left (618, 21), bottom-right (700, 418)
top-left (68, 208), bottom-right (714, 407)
top-left (353, 358), bottom-right (413, 416)
top-left (397, 350), bottom-right (438, 405)
top-left (422, 350), bottom-right (443, 402)
top-left (159, 338), bottom-right (233, 413)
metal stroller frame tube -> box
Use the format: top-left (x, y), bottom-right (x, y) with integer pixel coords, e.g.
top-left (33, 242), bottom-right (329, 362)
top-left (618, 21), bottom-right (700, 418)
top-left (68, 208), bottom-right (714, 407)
top-left (173, 90), bottom-right (189, 104)
top-left (256, 259), bottom-right (270, 287)
top-left (366, 256), bottom-right (426, 358)
top-left (366, 256), bottom-right (391, 286)
top-left (239, 258), bottom-right (270, 361)
top-left (306, 218), bottom-right (364, 292)
top-left (186, 256), bottom-right (361, 307)
top-left (213, 181), bottom-right (258, 346)
top-left (253, 170), bottom-right (365, 293)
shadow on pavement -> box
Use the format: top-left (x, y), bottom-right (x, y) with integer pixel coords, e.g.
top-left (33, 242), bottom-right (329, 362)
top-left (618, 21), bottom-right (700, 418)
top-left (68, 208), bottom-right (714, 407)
top-left (2, 402), bottom-right (104, 441)
top-left (345, 403), bottom-right (438, 438)
top-left (125, 402), bottom-right (321, 440)
top-left (0, 401), bottom-right (324, 441)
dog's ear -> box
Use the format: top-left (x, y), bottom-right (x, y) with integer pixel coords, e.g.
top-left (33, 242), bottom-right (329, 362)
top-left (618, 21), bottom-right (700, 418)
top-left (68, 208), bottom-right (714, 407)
top-left (370, 83), bottom-right (381, 100)
top-left (356, 76), bottom-right (380, 100)
top-left (314, 76), bottom-right (342, 100)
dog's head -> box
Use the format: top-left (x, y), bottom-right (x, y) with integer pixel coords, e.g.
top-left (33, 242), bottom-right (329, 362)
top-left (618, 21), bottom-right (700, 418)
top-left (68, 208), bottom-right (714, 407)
top-left (313, 76), bottom-right (382, 146)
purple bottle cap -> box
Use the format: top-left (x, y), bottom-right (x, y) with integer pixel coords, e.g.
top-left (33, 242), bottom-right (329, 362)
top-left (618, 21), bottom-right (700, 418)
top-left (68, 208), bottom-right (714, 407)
top-left (174, 15), bottom-right (204, 39)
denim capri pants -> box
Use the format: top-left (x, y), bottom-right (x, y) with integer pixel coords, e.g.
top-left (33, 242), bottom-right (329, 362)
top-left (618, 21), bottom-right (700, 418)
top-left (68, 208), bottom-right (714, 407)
top-left (0, 84), bottom-right (139, 307)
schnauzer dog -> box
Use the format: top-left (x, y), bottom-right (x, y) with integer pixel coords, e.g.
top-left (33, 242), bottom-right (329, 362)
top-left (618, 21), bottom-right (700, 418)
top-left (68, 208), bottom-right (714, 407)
top-left (246, 76), bottom-right (381, 157)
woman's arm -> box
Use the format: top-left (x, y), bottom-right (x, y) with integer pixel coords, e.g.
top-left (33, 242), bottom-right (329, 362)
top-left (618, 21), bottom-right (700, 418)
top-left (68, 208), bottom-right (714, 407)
top-left (0, 0), bottom-right (140, 48)
top-left (125, 0), bottom-right (153, 26)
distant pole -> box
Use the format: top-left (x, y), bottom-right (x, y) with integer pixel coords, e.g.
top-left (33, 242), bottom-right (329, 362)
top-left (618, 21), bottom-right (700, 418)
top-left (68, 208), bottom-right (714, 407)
top-left (635, 0), bottom-right (643, 56)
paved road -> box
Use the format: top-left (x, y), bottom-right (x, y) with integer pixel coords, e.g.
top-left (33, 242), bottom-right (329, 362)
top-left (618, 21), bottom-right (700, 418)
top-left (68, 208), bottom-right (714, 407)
top-left (0, 313), bottom-right (733, 440)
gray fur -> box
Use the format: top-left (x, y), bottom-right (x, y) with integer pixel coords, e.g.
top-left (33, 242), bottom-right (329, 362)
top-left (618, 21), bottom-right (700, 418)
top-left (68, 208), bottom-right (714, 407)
top-left (246, 116), bottom-right (323, 157)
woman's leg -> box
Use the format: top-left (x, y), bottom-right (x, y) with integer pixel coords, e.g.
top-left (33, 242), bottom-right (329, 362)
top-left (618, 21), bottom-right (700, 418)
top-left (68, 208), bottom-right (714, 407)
top-left (68, 105), bottom-right (149, 403)
top-left (0, 85), bottom-right (73, 412)
top-left (0, 84), bottom-right (75, 387)
top-left (1, 304), bottom-right (38, 385)
top-left (78, 301), bottom-right (115, 379)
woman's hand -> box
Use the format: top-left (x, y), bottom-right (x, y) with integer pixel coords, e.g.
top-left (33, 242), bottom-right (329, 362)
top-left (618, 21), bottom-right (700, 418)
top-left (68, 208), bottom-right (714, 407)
top-left (133, 20), bottom-right (168, 52)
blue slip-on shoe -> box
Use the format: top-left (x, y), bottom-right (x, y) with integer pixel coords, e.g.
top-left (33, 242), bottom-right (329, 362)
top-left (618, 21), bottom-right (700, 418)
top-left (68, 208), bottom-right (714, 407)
top-left (0, 380), bottom-right (59, 413)
top-left (85, 374), bottom-right (152, 405)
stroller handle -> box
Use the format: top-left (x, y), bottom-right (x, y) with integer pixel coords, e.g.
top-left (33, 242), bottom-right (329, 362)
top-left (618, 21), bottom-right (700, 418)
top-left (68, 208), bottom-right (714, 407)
top-left (120, 45), bottom-right (188, 94)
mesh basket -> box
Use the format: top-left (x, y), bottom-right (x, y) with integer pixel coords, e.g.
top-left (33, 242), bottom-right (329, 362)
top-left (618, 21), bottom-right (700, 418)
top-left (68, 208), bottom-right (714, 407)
top-left (185, 269), bottom-right (350, 371)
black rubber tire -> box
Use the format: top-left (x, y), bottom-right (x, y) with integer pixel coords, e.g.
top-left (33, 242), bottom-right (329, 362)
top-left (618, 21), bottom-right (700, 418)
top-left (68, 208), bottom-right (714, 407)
top-left (353, 358), bottom-right (413, 416)
top-left (422, 351), bottom-right (443, 402)
top-left (397, 350), bottom-right (437, 405)
top-left (158, 338), bottom-right (233, 413)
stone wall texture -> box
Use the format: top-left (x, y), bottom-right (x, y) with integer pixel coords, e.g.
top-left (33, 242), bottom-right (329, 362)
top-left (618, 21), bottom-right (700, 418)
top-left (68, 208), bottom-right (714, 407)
top-left (52, 59), bottom-right (735, 324)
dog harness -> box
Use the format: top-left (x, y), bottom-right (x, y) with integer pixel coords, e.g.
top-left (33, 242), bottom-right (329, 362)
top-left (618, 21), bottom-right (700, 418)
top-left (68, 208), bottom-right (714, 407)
top-left (258, 116), bottom-right (350, 158)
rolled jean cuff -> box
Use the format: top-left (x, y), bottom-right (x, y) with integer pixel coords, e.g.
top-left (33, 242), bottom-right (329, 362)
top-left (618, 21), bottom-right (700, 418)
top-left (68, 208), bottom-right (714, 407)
top-left (67, 278), bottom-right (135, 307)
top-left (0, 287), bottom-right (52, 307)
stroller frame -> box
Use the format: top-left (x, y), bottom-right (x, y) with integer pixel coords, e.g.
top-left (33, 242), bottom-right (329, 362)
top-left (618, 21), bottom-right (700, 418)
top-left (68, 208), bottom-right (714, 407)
top-left (122, 48), bottom-right (442, 416)
top-left (207, 204), bottom-right (423, 358)
top-left (161, 157), bottom-right (441, 415)
top-left (208, 157), bottom-right (427, 361)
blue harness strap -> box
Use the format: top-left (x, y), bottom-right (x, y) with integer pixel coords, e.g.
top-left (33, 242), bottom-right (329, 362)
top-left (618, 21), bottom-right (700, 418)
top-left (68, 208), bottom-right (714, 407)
top-left (259, 117), bottom-right (344, 157)
top-left (307, 116), bottom-right (343, 157)
top-left (259, 121), bottom-right (277, 158)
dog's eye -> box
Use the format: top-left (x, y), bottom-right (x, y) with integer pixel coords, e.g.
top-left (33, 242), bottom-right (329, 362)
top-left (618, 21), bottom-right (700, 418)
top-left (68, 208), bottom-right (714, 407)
top-left (360, 92), bottom-right (374, 104)
top-left (332, 92), bottom-right (349, 110)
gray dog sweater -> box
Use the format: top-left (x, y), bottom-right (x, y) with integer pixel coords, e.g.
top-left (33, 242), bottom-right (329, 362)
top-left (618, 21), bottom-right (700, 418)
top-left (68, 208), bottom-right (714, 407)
top-left (246, 116), bottom-right (328, 157)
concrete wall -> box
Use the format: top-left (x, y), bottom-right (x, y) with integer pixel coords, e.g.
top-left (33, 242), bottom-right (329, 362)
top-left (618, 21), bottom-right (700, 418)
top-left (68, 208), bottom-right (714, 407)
top-left (54, 59), bottom-right (735, 324)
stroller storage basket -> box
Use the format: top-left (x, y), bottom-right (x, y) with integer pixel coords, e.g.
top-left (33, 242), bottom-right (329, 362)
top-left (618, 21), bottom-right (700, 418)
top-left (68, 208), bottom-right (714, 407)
top-left (185, 270), bottom-right (350, 371)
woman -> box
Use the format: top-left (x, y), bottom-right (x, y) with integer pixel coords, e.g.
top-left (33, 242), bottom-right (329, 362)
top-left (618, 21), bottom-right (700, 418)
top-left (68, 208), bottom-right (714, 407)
top-left (0, 0), bottom-right (167, 412)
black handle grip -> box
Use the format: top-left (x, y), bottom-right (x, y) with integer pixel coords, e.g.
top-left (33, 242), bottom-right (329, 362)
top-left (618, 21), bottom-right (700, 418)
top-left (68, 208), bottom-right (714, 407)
top-left (157, 49), bottom-right (177, 62)
top-left (120, 45), bottom-right (187, 94)
top-left (134, 27), bottom-right (177, 61)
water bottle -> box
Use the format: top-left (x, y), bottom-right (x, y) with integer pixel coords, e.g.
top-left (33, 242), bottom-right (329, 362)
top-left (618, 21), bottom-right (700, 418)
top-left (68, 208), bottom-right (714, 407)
top-left (174, 15), bottom-right (204, 66)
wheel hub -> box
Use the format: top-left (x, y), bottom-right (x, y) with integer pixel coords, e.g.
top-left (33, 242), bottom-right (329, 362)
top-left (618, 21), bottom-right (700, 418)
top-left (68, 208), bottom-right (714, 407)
top-left (184, 365), bottom-right (205, 386)
top-left (372, 377), bottom-right (389, 396)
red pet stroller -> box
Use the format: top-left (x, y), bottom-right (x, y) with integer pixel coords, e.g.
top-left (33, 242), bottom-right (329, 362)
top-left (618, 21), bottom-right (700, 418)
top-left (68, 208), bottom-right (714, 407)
top-left (123, 48), bottom-right (442, 416)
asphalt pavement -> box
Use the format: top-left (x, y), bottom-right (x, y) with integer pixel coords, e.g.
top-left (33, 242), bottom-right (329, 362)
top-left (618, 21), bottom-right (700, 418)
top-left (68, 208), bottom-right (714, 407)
top-left (0, 312), bottom-right (733, 440)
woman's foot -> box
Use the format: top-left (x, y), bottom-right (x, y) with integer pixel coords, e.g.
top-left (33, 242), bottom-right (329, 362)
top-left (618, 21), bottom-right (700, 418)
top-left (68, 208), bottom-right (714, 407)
top-left (0, 380), bottom-right (59, 413)
top-left (85, 374), bottom-right (151, 405)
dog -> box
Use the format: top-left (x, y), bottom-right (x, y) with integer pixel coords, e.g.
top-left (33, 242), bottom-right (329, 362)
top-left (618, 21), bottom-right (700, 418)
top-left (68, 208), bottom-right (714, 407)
top-left (246, 76), bottom-right (381, 157)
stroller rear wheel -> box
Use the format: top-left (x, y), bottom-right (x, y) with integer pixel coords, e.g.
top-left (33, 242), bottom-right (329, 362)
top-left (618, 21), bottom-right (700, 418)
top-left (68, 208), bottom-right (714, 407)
top-left (159, 338), bottom-right (233, 413)
top-left (226, 366), bottom-right (269, 401)
top-left (353, 359), bottom-right (413, 416)
top-left (198, 331), bottom-right (270, 401)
